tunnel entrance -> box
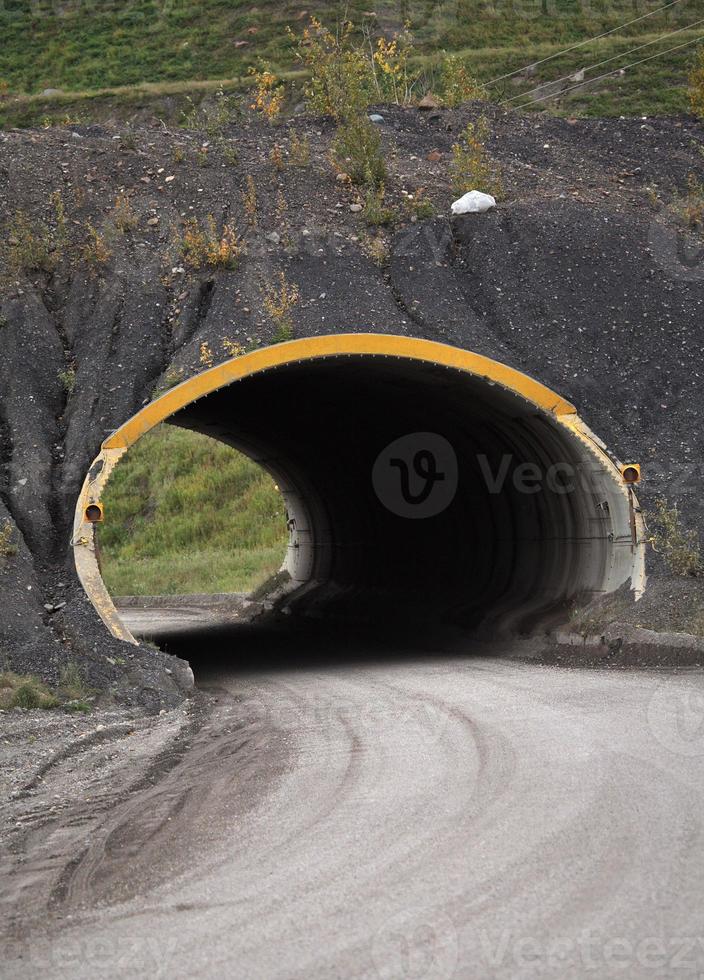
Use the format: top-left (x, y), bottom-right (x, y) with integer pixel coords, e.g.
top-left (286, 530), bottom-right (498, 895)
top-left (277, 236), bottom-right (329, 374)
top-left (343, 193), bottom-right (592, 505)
top-left (74, 335), bottom-right (645, 644)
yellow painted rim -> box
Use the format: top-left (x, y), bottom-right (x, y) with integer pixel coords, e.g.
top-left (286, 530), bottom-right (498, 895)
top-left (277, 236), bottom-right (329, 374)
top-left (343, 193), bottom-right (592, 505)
top-left (103, 334), bottom-right (577, 451)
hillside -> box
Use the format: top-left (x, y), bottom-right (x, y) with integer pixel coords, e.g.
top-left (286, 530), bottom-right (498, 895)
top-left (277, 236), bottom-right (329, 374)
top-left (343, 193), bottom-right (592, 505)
top-left (100, 425), bottom-right (287, 595)
top-left (1, 0), bottom-right (704, 127)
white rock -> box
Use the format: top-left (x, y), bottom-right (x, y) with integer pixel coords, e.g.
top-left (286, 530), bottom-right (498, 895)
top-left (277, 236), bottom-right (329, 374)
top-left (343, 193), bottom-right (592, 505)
top-left (451, 190), bottom-right (496, 215)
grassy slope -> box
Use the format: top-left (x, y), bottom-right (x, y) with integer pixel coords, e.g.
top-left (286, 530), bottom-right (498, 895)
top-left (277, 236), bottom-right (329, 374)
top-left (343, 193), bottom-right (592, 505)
top-left (100, 425), bottom-right (288, 596)
top-left (0, 0), bottom-right (703, 120)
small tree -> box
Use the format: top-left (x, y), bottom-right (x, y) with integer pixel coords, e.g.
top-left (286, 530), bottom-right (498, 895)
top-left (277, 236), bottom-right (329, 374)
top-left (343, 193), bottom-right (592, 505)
top-left (289, 17), bottom-right (374, 119)
top-left (450, 118), bottom-right (504, 199)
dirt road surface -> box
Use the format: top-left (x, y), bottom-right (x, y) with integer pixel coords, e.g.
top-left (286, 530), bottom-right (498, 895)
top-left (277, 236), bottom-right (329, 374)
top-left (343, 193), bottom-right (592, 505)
top-left (3, 626), bottom-right (704, 978)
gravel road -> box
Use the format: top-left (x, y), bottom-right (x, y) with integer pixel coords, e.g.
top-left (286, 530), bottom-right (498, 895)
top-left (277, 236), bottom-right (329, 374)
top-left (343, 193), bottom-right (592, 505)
top-left (5, 628), bottom-right (704, 979)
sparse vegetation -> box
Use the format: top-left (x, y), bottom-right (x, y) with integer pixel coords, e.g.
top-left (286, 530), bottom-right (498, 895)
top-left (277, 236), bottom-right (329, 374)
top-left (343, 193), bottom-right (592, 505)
top-left (222, 337), bottom-right (245, 358)
top-left (689, 45), bottom-right (704, 118)
top-left (249, 67), bottom-right (285, 121)
top-left (82, 223), bottom-right (112, 268)
top-left (270, 144), bottom-right (285, 172)
top-left (0, 672), bottom-right (58, 710)
top-left (220, 142), bottom-right (239, 166)
top-left (362, 185), bottom-right (395, 227)
top-left (439, 54), bottom-right (486, 107)
top-left (113, 193), bottom-right (138, 233)
top-left (5, 210), bottom-right (61, 274)
top-left (0, 520), bottom-right (18, 560)
top-left (58, 366), bottom-right (76, 394)
top-left (182, 87), bottom-right (241, 137)
top-left (405, 187), bottom-right (435, 220)
top-left (100, 425), bottom-right (287, 596)
top-left (181, 216), bottom-right (244, 271)
top-left (199, 341), bottom-right (214, 368)
top-left (289, 132), bottom-right (311, 167)
top-left (450, 117), bottom-right (504, 199)
top-left (364, 233), bottom-right (391, 266)
top-left (57, 662), bottom-right (93, 703)
top-left (332, 113), bottom-right (386, 188)
top-left (678, 173), bottom-right (704, 230)
top-left (264, 271), bottom-right (300, 342)
top-left (0, 665), bottom-right (92, 711)
top-left (153, 366), bottom-right (186, 397)
top-left (648, 499), bottom-right (703, 577)
top-left (243, 175), bottom-right (258, 226)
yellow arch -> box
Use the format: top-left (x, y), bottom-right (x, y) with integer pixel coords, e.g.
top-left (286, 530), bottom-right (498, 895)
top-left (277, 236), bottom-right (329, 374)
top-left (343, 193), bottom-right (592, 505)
top-left (103, 334), bottom-right (577, 452)
top-left (73, 334), bottom-right (631, 646)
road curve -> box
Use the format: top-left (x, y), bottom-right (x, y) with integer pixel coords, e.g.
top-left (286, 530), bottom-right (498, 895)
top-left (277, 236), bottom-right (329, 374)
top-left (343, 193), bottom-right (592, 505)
top-left (6, 630), bottom-right (704, 979)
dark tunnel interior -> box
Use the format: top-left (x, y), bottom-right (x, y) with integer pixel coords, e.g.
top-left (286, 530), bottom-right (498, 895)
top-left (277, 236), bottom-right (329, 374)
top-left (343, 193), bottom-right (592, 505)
top-left (161, 354), bottom-right (635, 633)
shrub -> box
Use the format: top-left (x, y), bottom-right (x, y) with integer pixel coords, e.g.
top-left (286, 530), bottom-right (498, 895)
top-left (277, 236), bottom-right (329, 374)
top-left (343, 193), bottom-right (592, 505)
top-left (332, 113), bottom-right (386, 188)
top-left (58, 662), bottom-right (92, 702)
top-left (5, 211), bottom-right (58, 273)
top-left (58, 366), bottom-right (76, 393)
top-left (249, 68), bottom-right (285, 122)
top-left (372, 27), bottom-right (420, 106)
top-left (199, 341), bottom-right (214, 368)
top-left (270, 144), bottom-right (285, 172)
top-left (450, 117), bottom-right (504, 199)
top-left (289, 132), bottom-right (311, 167)
top-left (689, 45), bottom-right (704, 118)
top-left (440, 55), bottom-right (487, 107)
top-left (82, 223), bottom-right (112, 267)
top-left (182, 216), bottom-right (244, 270)
top-left (364, 234), bottom-right (391, 266)
top-left (289, 17), bottom-right (374, 118)
top-left (406, 187), bottom-right (435, 220)
top-left (648, 499), bottom-right (703, 577)
top-left (243, 175), bottom-right (258, 226)
top-left (113, 192), bottom-right (138, 232)
top-left (0, 520), bottom-right (18, 559)
top-left (264, 271), bottom-right (300, 341)
top-left (182, 88), bottom-right (241, 137)
top-left (362, 185), bottom-right (395, 227)
top-left (678, 173), bottom-right (704, 230)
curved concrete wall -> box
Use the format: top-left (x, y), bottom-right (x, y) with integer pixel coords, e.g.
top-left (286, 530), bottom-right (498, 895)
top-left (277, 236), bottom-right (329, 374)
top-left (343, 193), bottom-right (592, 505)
top-left (73, 335), bottom-right (645, 643)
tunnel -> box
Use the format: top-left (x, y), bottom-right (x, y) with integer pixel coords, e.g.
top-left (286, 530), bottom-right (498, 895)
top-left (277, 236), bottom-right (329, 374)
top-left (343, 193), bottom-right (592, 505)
top-left (73, 335), bottom-right (645, 644)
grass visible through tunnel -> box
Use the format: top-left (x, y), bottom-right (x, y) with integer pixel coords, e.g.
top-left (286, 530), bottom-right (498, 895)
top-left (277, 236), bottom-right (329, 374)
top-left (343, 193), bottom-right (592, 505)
top-left (100, 424), bottom-right (288, 596)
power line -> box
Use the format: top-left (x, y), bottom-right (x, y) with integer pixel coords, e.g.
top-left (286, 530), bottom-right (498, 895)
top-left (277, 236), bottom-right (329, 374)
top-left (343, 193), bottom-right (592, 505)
top-left (485, 0), bottom-right (691, 85)
top-left (500, 18), bottom-right (704, 105)
top-left (508, 31), bottom-right (704, 110)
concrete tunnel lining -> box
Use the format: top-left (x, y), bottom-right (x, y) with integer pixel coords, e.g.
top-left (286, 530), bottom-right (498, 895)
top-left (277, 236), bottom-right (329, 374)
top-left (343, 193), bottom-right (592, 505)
top-left (73, 335), bottom-right (645, 644)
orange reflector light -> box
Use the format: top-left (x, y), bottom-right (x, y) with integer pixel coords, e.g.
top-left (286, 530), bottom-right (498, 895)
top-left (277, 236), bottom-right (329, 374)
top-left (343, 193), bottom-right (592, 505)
top-left (85, 503), bottom-right (104, 523)
top-left (620, 464), bottom-right (641, 485)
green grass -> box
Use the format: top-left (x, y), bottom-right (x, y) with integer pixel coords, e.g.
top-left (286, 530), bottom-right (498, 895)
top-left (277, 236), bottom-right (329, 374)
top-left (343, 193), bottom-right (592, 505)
top-left (99, 424), bottom-right (288, 596)
top-left (0, 663), bottom-right (94, 711)
top-left (0, 0), bottom-right (702, 122)
top-left (0, 671), bottom-right (58, 710)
